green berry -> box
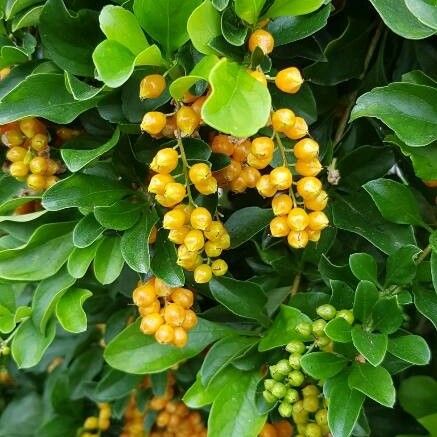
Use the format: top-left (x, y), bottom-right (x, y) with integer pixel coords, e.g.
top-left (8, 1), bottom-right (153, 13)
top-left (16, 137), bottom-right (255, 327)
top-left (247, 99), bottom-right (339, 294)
top-left (288, 370), bottom-right (305, 387)
top-left (293, 409), bottom-right (309, 425)
top-left (305, 423), bottom-right (322, 437)
top-left (271, 381), bottom-right (287, 398)
top-left (284, 388), bottom-right (299, 403)
top-left (278, 401), bottom-right (293, 418)
top-left (315, 408), bottom-right (328, 425)
top-left (0, 345), bottom-right (10, 356)
top-left (263, 390), bottom-right (277, 403)
top-left (288, 353), bottom-right (301, 369)
top-left (316, 335), bottom-right (331, 347)
top-left (292, 400), bottom-right (304, 414)
top-left (276, 358), bottom-right (292, 375)
top-left (302, 384), bottom-right (319, 397)
top-left (316, 304), bottom-right (337, 320)
top-left (303, 395), bottom-right (320, 413)
top-left (336, 309), bottom-right (354, 324)
top-left (312, 319), bottom-right (326, 336)
top-left (286, 340), bottom-right (306, 354)
top-left (270, 365), bottom-right (285, 381)
top-left (296, 322), bottom-right (312, 337)
top-left (264, 378), bottom-right (275, 391)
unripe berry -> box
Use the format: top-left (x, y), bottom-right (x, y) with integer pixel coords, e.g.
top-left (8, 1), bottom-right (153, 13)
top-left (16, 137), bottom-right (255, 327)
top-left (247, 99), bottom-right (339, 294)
top-left (278, 402), bottom-right (293, 418)
top-left (292, 400), bottom-right (304, 414)
top-left (173, 326), bottom-right (188, 347)
top-left (288, 353), bottom-right (301, 369)
top-left (263, 390), bottom-right (277, 403)
top-left (248, 29), bottom-right (274, 54)
top-left (196, 176), bottom-right (218, 195)
top-left (168, 226), bottom-right (190, 244)
top-left (302, 385), bottom-right (319, 397)
top-left (304, 423), bottom-right (322, 437)
top-left (139, 74), bottom-right (166, 99)
top-left (133, 281), bottom-right (156, 306)
top-left (272, 109), bottom-right (296, 133)
top-left (211, 134), bottom-right (234, 156)
top-left (247, 153), bottom-right (272, 169)
top-left (163, 208), bottom-right (187, 229)
top-left (182, 309), bottom-right (198, 330)
top-left (194, 264), bottom-right (212, 283)
top-left (336, 309), bottom-right (354, 324)
top-left (10, 161), bottom-right (29, 178)
top-left (6, 146), bottom-right (27, 162)
top-left (284, 388), bottom-right (300, 403)
top-left (303, 396), bottom-right (319, 413)
top-left (190, 207), bottom-right (212, 230)
top-left (276, 359), bottom-right (292, 375)
top-left (312, 319), bottom-right (327, 336)
top-left (141, 111), bottom-right (167, 135)
top-left (148, 173), bottom-right (174, 194)
top-left (170, 288), bottom-right (194, 309)
top-left (294, 138), bottom-right (319, 160)
top-left (184, 229), bottom-right (205, 252)
top-left (316, 335), bottom-right (331, 347)
top-left (288, 370), bottom-right (305, 387)
top-left (296, 177), bottom-right (322, 199)
top-left (251, 136), bottom-right (274, 159)
top-left (164, 303), bottom-right (186, 327)
top-left (287, 208), bottom-right (309, 232)
top-left (139, 300), bottom-right (161, 316)
top-left (270, 216), bottom-right (290, 237)
top-left (295, 322), bottom-right (312, 337)
top-left (256, 174), bottom-right (277, 197)
top-left (315, 409), bottom-right (328, 425)
top-left (140, 313), bottom-right (164, 334)
top-left (286, 340), bottom-right (306, 354)
top-left (211, 259), bottom-right (228, 276)
top-left (241, 166), bottom-right (261, 188)
top-left (264, 378), bottom-right (276, 391)
top-left (304, 190), bottom-right (328, 211)
top-left (275, 67), bottom-right (303, 94)
top-left (287, 230), bottom-right (309, 249)
top-left (284, 117), bottom-right (308, 140)
top-left (176, 105), bottom-right (201, 136)
top-left (30, 133), bottom-right (49, 152)
top-left (270, 365), bottom-right (285, 381)
top-left (271, 382), bottom-right (287, 398)
top-left (295, 159), bottom-right (322, 177)
top-left (150, 148), bottom-right (179, 174)
top-left (270, 166), bottom-right (293, 190)
top-left (155, 323), bottom-right (175, 344)
top-left (308, 211), bottom-right (329, 231)
top-left (293, 409), bottom-right (309, 425)
top-left (249, 69), bottom-right (268, 86)
top-left (272, 194), bottom-right (293, 216)
top-left (316, 304), bottom-right (336, 320)
top-left (27, 174), bottom-right (46, 191)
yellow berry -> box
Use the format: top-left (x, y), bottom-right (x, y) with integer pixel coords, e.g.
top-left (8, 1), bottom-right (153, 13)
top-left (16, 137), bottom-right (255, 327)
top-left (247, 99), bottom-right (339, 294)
top-left (285, 117), bottom-right (308, 140)
top-left (296, 177), bottom-right (322, 199)
top-left (270, 166), bottom-right (293, 190)
top-left (141, 111), bottom-right (167, 135)
top-left (133, 281), bottom-right (156, 306)
top-left (173, 326), bottom-right (188, 348)
top-left (84, 416), bottom-right (99, 430)
top-left (139, 74), bottom-right (166, 99)
top-left (27, 174), bottom-right (46, 191)
top-left (162, 182), bottom-right (186, 206)
top-left (182, 309), bottom-right (198, 330)
top-left (45, 176), bottom-right (59, 189)
top-left (249, 69), bottom-right (267, 86)
top-left (287, 230), bottom-right (309, 249)
top-left (154, 278), bottom-right (173, 297)
top-left (211, 259), bottom-right (228, 276)
top-left (304, 190), bottom-right (328, 211)
top-left (163, 208), bottom-right (186, 230)
top-left (2, 129), bottom-right (24, 147)
top-left (6, 146), bottom-right (27, 163)
top-left (190, 207), bottom-right (212, 230)
top-left (275, 67), bottom-right (303, 94)
top-left (272, 194), bottom-right (293, 216)
top-left (164, 303), bottom-right (186, 327)
top-left (270, 216), bottom-right (290, 237)
top-left (30, 133), bottom-right (49, 152)
top-left (251, 137), bottom-right (274, 159)
top-left (294, 138), bottom-right (319, 160)
top-left (176, 106), bottom-right (200, 136)
top-left (150, 148), bottom-right (179, 174)
top-left (241, 166), bottom-right (261, 188)
top-left (230, 175), bottom-right (247, 193)
top-left (184, 229), bottom-right (205, 252)
top-left (194, 264), bottom-right (213, 283)
top-left (308, 211), bottom-right (329, 231)
top-left (287, 208), bottom-right (309, 231)
top-left (170, 288), bottom-right (194, 309)
top-left (256, 174), bottom-right (277, 197)
top-left (189, 163), bottom-right (211, 184)
top-left (19, 117), bottom-right (46, 138)
top-left (9, 161), bottom-right (29, 178)
top-left (168, 226), bottom-right (190, 244)
top-left (140, 313), bottom-right (164, 334)
top-left (139, 300), bottom-right (161, 316)
top-left (196, 176), bottom-right (218, 195)
top-left (295, 159), bottom-right (322, 177)
top-left (247, 153), bottom-right (271, 170)
top-left (204, 240), bottom-right (223, 257)
top-left (307, 229), bottom-right (321, 242)
top-left (204, 221), bottom-right (226, 241)
top-left (46, 159), bottom-right (59, 176)
top-left (272, 109), bottom-right (296, 133)
top-left (155, 324), bottom-right (175, 344)
top-left (148, 173), bottom-right (174, 194)
top-left (248, 29), bottom-right (275, 54)
top-left (217, 233), bottom-right (231, 249)
top-left (29, 157), bottom-right (48, 175)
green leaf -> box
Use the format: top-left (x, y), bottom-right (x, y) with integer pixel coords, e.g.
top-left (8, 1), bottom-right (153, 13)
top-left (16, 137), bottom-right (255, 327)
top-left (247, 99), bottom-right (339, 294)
top-left (202, 59), bottom-right (271, 137)
top-left (385, 245), bottom-right (421, 287)
top-left (208, 370), bottom-right (266, 437)
top-left (42, 173), bottom-right (131, 211)
top-left (104, 317), bottom-right (231, 373)
top-left (327, 373), bottom-right (365, 437)
top-left (349, 253), bottom-right (378, 284)
top-left (151, 229), bottom-right (185, 287)
top-left (325, 317), bottom-right (352, 343)
top-left (264, 0), bottom-right (325, 19)
top-left (11, 5), bottom-right (44, 31)
top-left (258, 305), bottom-right (312, 351)
top-left (234, 0), bottom-right (265, 24)
top-left (399, 375), bottom-right (437, 419)
top-left (371, 297), bottom-right (403, 334)
top-left (413, 287), bottom-right (437, 329)
top-left (351, 325), bottom-right (387, 366)
top-left (94, 369), bottom-right (143, 402)
top-left (121, 211), bottom-right (158, 273)
top-left (93, 236), bottom-right (125, 285)
top-left (61, 128), bottom-right (120, 172)
top-left (0, 222), bottom-right (74, 281)
top-left (432, 250), bottom-right (437, 293)
top-left (67, 241), bottom-right (100, 279)
top-left (65, 71), bottom-right (104, 101)
top-left (187, 1), bottom-right (222, 55)
top-left (4, 0), bottom-right (42, 19)
top-left (348, 362), bottom-right (396, 407)
top-left (267, 4), bottom-right (330, 45)
top-left (0, 73), bottom-right (101, 124)
top-left (0, 304), bottom-right (15, 334)
top-left (369, 0), bottom-right (435, 39)
top-left (94, 199), bottom-right (143, 231)
top-left (332, 190), bottom-right (416, 255)
top-left (212, 0), bottom-right (229, 10)
top-left (225, 207), bottom-right (274, 248)
top-left (329, 280), bottom-right (355, 309)
top-left (300, 352), bottom-right (348, 379)
top-left (364, 179), bottom-right (425, 226)
top-left (133, 0), bottom-right (202, 55)
top-left (353, 281), bottom-right (379, 323)
top-left (55, 287), bottom-right (92, 333)
top-left (200, 335), bottom-right (258, 386)
top-left (73, 214), bottom-right (104, 248)
top-left (388, 335), bottom-right (431, 365)
top-left (209, 277), bottom-right (269, 326)
top-left (39, 0), bottom-right (102, 76)
top-left (12, 318), bottom-right (56, 368)
top-left (405, 0), bottom-right (437, 30)
top-left (351, 83), bottom-right (437, 147)
top-left (31, 266), bottom-right (76, 333)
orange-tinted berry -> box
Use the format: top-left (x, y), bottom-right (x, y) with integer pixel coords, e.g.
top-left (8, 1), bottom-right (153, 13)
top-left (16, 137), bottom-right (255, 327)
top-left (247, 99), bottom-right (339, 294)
top-left (294, 138), bottom-right (319, 160)
top-left (140, 74), bottom-right (166, 99)
top-left (259, 423), bottom-right (278, 437)
top-left (247, 153), bottom-right (271, 170)
top-left (256, 174), bottom-right (277, 197)
top-left (270, 166), bottom-right (293, 190)
top-left (56, 127), bottom-right (81, 142)
top-left (249, 70), bottom-right (268, 86)
top-left (272, 194), bottom-right (293, 216)
top-left (176, 106), bottom-right (201, 136)
top-left (189, 163), bottom-right (211, 184)
top-left (232, 140), bottom-right (251, 162)
top-left (29, 157), bottom-right (48, 175)
top-left (287, 230), bottom-right (309, 249)
top-left (211, 259), bottom-right (228, 276)
top-left (190, 207), bottom-right (212, 230)
top-left (194, 264), bottom-right (212, 283)
top-left (191, 95), bottom-right (207, 117)
top-left (155, 324), bottom-right (175, 344)
top-left (6, 146), bottom-right (27, 162)
top-left (139, 300), bottom-right (161, 316)
top-left (275, 67), bottom-right (303, 94)
top-left (308, 211), bottom-right (329, 231)
top-left (184, 229), bottom-right (205, 252)
top-left (211, 134), bottom-right (234, 156)
top-left (150, 148), bottom-right (179, 174)
top-left (272, 109), bottom-right (296, 133)
top-left (173, 327), bottom-right (188, 348)
top-left (163, 208), bottom-right (186, 230)
top-left (217, 159), bottom-right (242, 184)
top-left (156, 410), bottom-right (170, 427)
top-left (162, 114), bottom-right (177, 137)
top-left (295, 159), bottom-right (322, 177)
top-left (30, 133), bottom-right (49, 152)
top-left (196, 176), bottom-right (218, 195)
top-left (270, 216), bottom-right (290, 237)
top-left (273, 420), bottom-right (294, 437)
top-left (141, 112), bottom-right (167, 135)
top-left (98, 417), bottom-right (110, 431)
top-left (284, 117), bottom-right (308, 140)
top-left (241, 166), bottom-right (261, 188)
top-left (170, 288), bottom-right (194, 309)
top-left (140, 313), bottom-right (164, 334)
top-left (133, 281), bottom-right (156, 306)
top-left (230, 175), bottom-right (247, 193)
top-left (296, 176), bottom-right (322, 199)
top-left (154, 278), bottom-right (173, 297)
top-left (304, 190), bottom-right (328, 211)
top-left (27, 174), bottom-right (46, 191)
top-left (248, 29), bottom-right (275, 54)
top-left (164, 303), bottom-right (186, 327)
top-left (45, 176), bottom-right (59, 189)
top-left (148, 173), bottom-right (174, 195)
top-left (251, 137), bottom-right (274, 159)
top-left (424, 180), bottom-right (437, 188)
top-left (287, 208), bottom-right (309, 231)
top-left (46, 159), bottom-right (59, 176)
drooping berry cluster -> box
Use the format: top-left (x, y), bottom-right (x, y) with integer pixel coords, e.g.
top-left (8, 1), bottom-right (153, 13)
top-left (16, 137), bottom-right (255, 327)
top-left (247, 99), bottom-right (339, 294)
top-left (259, 420), bottom-right (294, 437)
top-left (1, 118), bottom-right (62, 191)
top-left (121, 395), bottom-right (146, 437)
top-left (133, 277), bottom-right (198, 348)
top-left (80, 402), bottom-right (111, 437)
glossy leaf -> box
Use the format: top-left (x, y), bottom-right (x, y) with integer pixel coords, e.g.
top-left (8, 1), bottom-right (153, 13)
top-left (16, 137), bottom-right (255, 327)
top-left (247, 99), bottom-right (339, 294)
top-left (413, 287), bottom-right (437, 329)
top-left (353, 281), bottom-right (379, 323)
top-left (351, 325), bottom-right (387, 366)
top-left (324, 317), bottom-right (352, 343)
top-left (12, 5), bottom-right (44, 31)
top-left (94, 199), bottom-right (143, 231)
top-left (300, 352), bottom-right (348, 379)
top-left (234, 0), bottom-right (265, 24)
top-left (371, 297), bottom-right (403, 334)
top-left (405, 0), bottom-right (437, 30)
top-left (73, 214), bottom-right (105, 248)
top-left (56, 288), bottom-right (92, 333)
top-left (93, 236), bottom-right (125, 285)
top-left (385, 245), bottom-right (421, 286)
top-left (264, 0), bottom-right (325, 19)
top-left (93, 369), bottom-right (143, 402)
top-left (387, 334), bottom-right (431, 365)
top-left (349, 253), bottom-right (378, 284)
top-left (67, 241), bottom-right (100, 278)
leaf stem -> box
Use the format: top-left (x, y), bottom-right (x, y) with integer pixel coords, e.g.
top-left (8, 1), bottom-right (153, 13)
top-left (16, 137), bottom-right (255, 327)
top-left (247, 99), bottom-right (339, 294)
top-left (290, 272), bottom-right (301, 296)
top-left (416, 244), bottom-right (431, 265)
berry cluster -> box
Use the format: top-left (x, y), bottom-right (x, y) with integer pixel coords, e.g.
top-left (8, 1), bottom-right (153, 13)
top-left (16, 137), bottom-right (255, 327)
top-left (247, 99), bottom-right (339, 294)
top-left (121, 395), bottom-right (146, 437)
top-left (259, 420), bottom-right (293, 437)
top-left (0, 118), bottom-right (62, 191)
top-left (80, 403), bottom-right (111, 437)
top-left (133, 277), bottom-right (198, 348)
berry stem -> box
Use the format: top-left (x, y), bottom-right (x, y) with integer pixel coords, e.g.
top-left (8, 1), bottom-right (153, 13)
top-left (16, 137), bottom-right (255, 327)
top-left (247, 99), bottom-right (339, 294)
top-left (290, 272), bottom-right (301, 296)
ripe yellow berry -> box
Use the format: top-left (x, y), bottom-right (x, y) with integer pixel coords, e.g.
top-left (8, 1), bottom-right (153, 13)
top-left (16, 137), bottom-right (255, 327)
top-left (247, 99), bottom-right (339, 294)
top-left (46, 159), bottom-right (59, 176)
top-left (211, 259), bottom-right (228, 276)
top-left (150, 148), bottom-right (179, 174)
top-left (270, 166), bottom-right (293, 190)
top-left (275, 67), bottom-right (303, 94)
top-left (270, 216), bottom-right (290, 237)
top-left (174, 203), bottom-right (193, 223)
top-left (211, 134), bottom-right (235, 156)
top-left (161, 182), bottom-right (186, 206)
top-left (248, 29), bottom-right (275, 54)
top-left (287, 230), bottom-right (309, 249)
top-left (272, 109), bottom-right (296, 133)
top-left (194, 264), bottom-right (213, 283)
top-left (164, 303), bottom-right (186, 327)
top-left (251, 136), bottom-right (274, 159)
top-left (233, 140), bottom-right (251, 162)
top-left (285, 117), bottom-right (308, 140)
top-left (307, 229), bottom-right (321, 242)
top-left (272, 194), bottom-right (293, 216)
top-left (6, 146), bottom-right (27, 163)
top-left (295, 159), bottom-right (322, 177)
top-left (141, 111), bottom-right (167, 135)
top-left (204, 221), bottom-right (225, 241)
top-left (140, 313), bottom-right (164, 334)
top-left (217, 233), bottom-right (231, 249)
top-left (148, 173), bottom-right (174, 194)
top-left (29, 157), bottom-right (48, 175)
top-left (182, 309), bottom-right (198, 330)
top-left (170, 288), bottom-right (194, 309)
top-left (30, 133), bottom-right (49, 152)
top-left (98, 417), bottom-right (110, 431)
top-left (176, 106), bottom-right (200, 136)
top-left (155, 324), bottom-right (175, 344)
top-left (133, 281), bottom-right (156, 306)
top-left (19, 117), bottom-right (46, 138)
top-left (230, 175), bottom-right (247, 193)
top-left (189, 163), bottom-right (211, 184)
top-left (45, 176), bottom-right (59, 189)
top-left (2, 129), bottom-right (24, 147)
top-left (27, 174), bottom-right (46, 191)
top-left (196, 176), bottom-right (218, 195)
top-left (190, 207), bottom-right (212, 230)
top-left (9, 161), bottom-right (29, 178)
top-left (204, 240), bottom-right (223, 257)
top-left (154, 278), bottom-right (173, 297)
top-left (139, 74), bottom-right (166, 99)
top-left (294, 138), bottom-right (319, 160)
top-left (304, 190), bottom-right (328, 211)
top-left (241, 166), bottom-right (261, 188)
top-left (249, 69), bottom-right (268, 86)
top-left (296, 177), bottom-right (322, 199)
top-left (84, 416), bottom-right (99, 430)
top-left (256, 174), bottom-right (277, 197)
top-left (139, 300), bottom-right (161, 316)
top-left (163, 208), bottom-right (186, 230)
top-left (173, 326), bottom-right (188, 348)
top-left (168, 226), bottom-right (190, 244)
top-left (191, 95), bottom-right (207, 116)
top-left (287, 208), bottom-right (309, 231)
top-left (184, 229), bottom-right (205, 252)
top-left (177, 244), bottom-right (198, 263)
top-left (246, 153), bottom-right (271, 170)
top-left (308, 211), bottom-right (329, 231)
